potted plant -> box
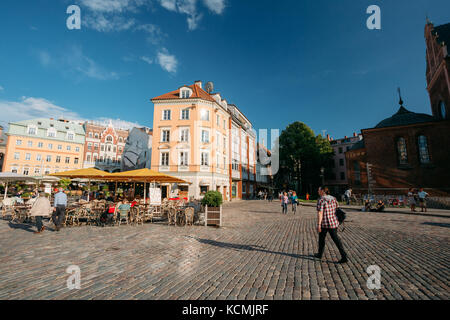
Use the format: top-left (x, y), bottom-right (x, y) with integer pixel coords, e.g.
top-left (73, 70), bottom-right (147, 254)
top-left (201, 191), bottom-right (223, 227)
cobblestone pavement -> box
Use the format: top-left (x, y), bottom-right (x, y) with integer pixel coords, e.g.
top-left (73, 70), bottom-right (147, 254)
top-left (0, 200), bottom-right (448, 300)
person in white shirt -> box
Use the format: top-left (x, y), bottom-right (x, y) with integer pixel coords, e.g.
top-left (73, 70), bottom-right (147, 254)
top-left (417, 188), bottom-right (429, 213)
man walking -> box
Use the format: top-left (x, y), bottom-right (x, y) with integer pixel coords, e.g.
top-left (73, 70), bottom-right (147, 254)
top-left (314, 186), bottom-right (348, 263)
top-left (30, 192), bottom-right (53, 234)
top-left (344, 188), bottom-right (352, 205)
top-left (52, 187), bottom-right (67, 231)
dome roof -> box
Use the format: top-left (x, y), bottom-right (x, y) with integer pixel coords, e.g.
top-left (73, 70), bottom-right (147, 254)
top-left (375, 106), bottom-right (436, 129)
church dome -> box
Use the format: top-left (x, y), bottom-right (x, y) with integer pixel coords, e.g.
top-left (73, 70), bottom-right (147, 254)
top-left (375, 106), bottom-right (436, 129)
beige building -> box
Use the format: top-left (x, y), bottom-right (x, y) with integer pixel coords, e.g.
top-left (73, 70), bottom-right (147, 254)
top-left (2, 118), bottom-right (85, 176)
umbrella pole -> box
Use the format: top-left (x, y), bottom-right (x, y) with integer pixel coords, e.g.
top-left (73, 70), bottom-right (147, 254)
top-left (115, 181), bottom-right (118, 201)
top-left (4, 182), bottom-right (8, 199)
top-left (133, 182), bottom-right (136, 199)
top-left (88, 180), bottom-right (91, 202)
top-left (144, 182), bottom-right (146, 204)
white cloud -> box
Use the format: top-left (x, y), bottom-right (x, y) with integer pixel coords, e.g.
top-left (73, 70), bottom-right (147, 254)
top-left (159, 0), bottom-right (176, 11)
top-left (157, 49), bottom-right (178, 73)
top-left (158, 0), bottom-right (202, 30)
top-left (136, 24), bottom-right (166, 44)
top-left (0, 97), bottom-right (142, 130)
top-left (202, 0), bottom-right (226, 14)
top-left (79, 0), bottom-right (150, 13)
top-left (140, 56), bottom-right (154, 64)
top-left (84, 14), bottom-right (136, 32)
top-left (0, 85), bottom-right (4, 92)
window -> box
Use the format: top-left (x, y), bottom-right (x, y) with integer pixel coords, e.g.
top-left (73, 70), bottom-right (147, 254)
top-left (47, 128), bottom-right (56, 137)
top-left (106, 136), bottom-right (113, 143)
top-left (38, 142), bottom-right (43, 148)
top-left (163, 110), bottom-right (171, 120)
top-left (223, 119), bottom-right (226, 128)
top-left (101, 145), bottom-right (105, 151)
top-left (200, 109), bottom-right (210, 121)
top-left (181, 109), bottom-right (190, 120)
top-left (27, 126), bottom-right (37, 135)
top-left (67, 132), bottom-right (74, 141)
top-left (87, 155), bottom-right (91, 162)
top-left (338, 147), bottom-right (343, 154)
top-left (353, 161), bottom-right (361, 185)
top-left (161, 152), bottom-right (169, 166)
top-left (34, 168), bottom-right (40, 175)
top-left (48, 143), bottom-right (53, 149)
top-left (201, 152), bottom-right (209, 166)
top-left (16, 140), bottom-right (22, 146)
top-left (180, 128), bottom-right (189, 142)
top-left (25, 153), bottom-right (31, 161)
top-left (107, 145), bottom-right (111, 152)
top-left (119, 137), bottom-right (123, 143)
top-left (201, 130), bottom-right (209, 143)
top-left (200, 186), bottom-right (208, 194)
top-left (340, 172), bottom-right (345, 180)
top-left (440, 101), bottom-right (447, 119)
top-left (161, 130), bottom-right (170, 142)
top-left (23, 168), bottom-right (29, 175)
top-left (36, 154), bottom-right (42, 161)
top-left (88, 143), bottom-right (92, 151)
top-left (89, 132), bottom-right (93, 138)
top-left (95, 133), bottom-right (99, 139)
top-left (181, 90), bottom-right (190, 99)
top-left (113, 146), bottom-right (116, 153)
top-left (216, 115), bottom-right (220, 126)
top-left (418, 135), bottom-right (430, 164)
top-left (179, 152), bottom-right (188, 166)
top-left (11, 167), bottom-right (18, 174)
top-left (14, 152), bottom-right (20, 160)
top-left (74, 158), bottom-right (79, 164)
top-left (56, 156), bottom-right (61, 163)
top-left (44, 169), bottom-right (50, 175)
top-left (397, 137), bottom-right (408, 165)
top-left (46, 155), bottom-right (52, 162)
top-left (76, 147), bottom-right (80, 152)
top-left (58, 144), bottom-right (62, 150)
top-left (339, 159), bottom-right (344, 166)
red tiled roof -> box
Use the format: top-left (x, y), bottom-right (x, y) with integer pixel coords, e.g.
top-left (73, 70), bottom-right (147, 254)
top-left (151, 84), bottom-right (216, 103)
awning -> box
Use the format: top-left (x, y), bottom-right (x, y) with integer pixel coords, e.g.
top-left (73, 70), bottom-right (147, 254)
top-left (50, 168), bottom-right (112, 179)
top-left (108, 168), bottom-right (190, 184)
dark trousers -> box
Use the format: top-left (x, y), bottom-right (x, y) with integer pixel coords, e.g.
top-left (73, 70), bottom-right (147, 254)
top-left (317, 228), bottom-right (347, 259)
top-left (282, 203), bottom-right (287, 214)
top-left (52, 205), bottom-right (66, 227)
top-left (292, 203), bottom-right (297, 214)
top-left (35, 216), bottom-right (43, 231)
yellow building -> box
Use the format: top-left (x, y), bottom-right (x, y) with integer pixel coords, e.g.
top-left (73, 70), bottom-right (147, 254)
top-left (151, 81), bottom-right (232, 200)
top-left (2, 118), bottom-right (85, 176)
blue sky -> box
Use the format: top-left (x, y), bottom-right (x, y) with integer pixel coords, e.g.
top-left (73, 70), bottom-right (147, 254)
top-left (0, 0), bottom-right (449, 139)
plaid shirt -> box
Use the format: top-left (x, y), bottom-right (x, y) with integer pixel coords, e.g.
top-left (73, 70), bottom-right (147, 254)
top-left (317, 195), bottom-right (339, 229)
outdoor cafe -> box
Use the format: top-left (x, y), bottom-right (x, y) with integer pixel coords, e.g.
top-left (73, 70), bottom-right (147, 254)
top-left (0, 168), bottom-right (199, 227)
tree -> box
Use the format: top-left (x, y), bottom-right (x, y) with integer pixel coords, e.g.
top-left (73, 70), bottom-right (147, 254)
top-left (275, 122), bottom-right (334, 197)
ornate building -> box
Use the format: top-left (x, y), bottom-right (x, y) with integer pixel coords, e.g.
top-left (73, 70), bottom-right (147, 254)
top-left (345, 21), bottom-right (450, 197)
top-left (83, 121), bottom-right (128, 173)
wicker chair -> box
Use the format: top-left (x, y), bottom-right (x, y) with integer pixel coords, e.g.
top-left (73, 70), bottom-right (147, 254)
top-left (185, 207), bottom-right (195, 226)
top-left (117, 205), bottom-right (130, 226)
top-left (167, 206), bottom-right (176, 225)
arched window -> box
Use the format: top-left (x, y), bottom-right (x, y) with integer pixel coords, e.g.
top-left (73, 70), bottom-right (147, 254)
top-left (439, 101), bottom-right (447, 119)
top-left (106, 135), bottom-right (113, 143)
top-left (418, 135), bottom-right (430, 164)
top-left (397, 137), bottom-right (408, 165)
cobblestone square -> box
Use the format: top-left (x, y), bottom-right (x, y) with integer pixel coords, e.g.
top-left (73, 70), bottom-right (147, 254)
top-left (0, 200), bottom-right (448, 300)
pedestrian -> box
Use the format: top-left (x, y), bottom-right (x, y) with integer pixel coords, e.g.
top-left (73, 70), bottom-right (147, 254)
top-left (417, 188), bottom-right (429, 212)
top-left (291, 191), bottom-right (298, 214)
top-left (281, 192), bottom-right (288, 214)
top-left (344, 188), bottom-right (352, 205)
top-left (314, 186), bottom-right (348, 263)
top-left (407, 188), bottom-right (416, 212)
top-left (52, 187), bottom-right (67, 231)
top-left (30, 192), bottom-right (53, 234)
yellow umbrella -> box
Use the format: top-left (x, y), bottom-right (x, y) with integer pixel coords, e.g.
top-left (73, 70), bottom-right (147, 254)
top-left (50, 168), bottom-right (112, 201)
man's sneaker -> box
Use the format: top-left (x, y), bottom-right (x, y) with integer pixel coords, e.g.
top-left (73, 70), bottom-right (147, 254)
top-left (338, 257), bottom-right (348, 264)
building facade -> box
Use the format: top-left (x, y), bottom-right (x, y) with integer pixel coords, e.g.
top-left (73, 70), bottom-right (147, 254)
top-left (326, 133), bottom-right (363, 195)
top-left (2, 118), bottom-right (85, 175)
top-left (151, 81), bottom-right (257, 201)
top-left (83, 121), bottom-right (128, 173)
top-left (0, 126), bottom-right (6, 172)
top-left (121, 127), bottom-right (153, 172)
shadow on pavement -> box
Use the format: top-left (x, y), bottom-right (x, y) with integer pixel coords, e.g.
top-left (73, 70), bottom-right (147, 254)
top-left (422, 222), bottom-right (450, 228)
top-left (187, 236), bottom-right (335, 263)
top-left (342, 207), bottom-right (450, 219)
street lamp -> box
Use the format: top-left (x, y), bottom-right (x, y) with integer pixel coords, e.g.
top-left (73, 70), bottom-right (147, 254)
top-left (320, 167), bottom-right (325, 186)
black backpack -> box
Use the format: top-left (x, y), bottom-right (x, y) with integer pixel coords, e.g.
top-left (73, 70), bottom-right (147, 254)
top-left (335, 207), bottom-right (347, 231)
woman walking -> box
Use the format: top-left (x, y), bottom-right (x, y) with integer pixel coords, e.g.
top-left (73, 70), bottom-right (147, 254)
top-left (407, 188), bottom-right (416, 212)
top-left (291, 191), bottom-right (298, 214)
top-left (30, 192), bottom-right (53, 234)
top-left (281, 192), bottom-right (288, 214)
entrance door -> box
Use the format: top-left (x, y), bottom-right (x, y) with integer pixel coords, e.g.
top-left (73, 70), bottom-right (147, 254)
top-left (161, 186), bottom-right (168, 199)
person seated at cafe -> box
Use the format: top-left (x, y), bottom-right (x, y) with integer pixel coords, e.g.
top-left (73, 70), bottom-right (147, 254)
top-left (106, 193), bottom-right (114, 202)
top-left (117, 199), bottom-right (131, 219)
top-left (362, 200), bottom-right (371, 212)
top-left (373, 200), bottom-right (385, 212)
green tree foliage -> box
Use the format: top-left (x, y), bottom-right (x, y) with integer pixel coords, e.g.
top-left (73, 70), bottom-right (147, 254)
top-left (201, 191), bottom-right (223, 207)
top-left (274, 122), bottom-right (334, 197)
top-left (58, 178), bottom-right (71, 190)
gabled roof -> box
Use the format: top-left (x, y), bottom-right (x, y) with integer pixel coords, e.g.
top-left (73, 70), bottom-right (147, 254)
top-left (374, 106), bottom-right (436, 129)
top-left (348, 139), bottom-right (365, 151)
top-left (434, 22), bottom-right (450, 47)
top-left (151, 84), bottom-right (215, 103)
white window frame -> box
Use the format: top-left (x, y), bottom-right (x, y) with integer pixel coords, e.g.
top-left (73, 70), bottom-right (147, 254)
top-left (67, 131), bottom-right (75, 141)
top-left (179, 128), bottom-right (190, 142)
top-left (27, 125), bottom-right (37, 135)
top-left (201, 152), bottom-right (209, 167)
top-left (161, 129), bottom-right (170, 142)
top-left (162, 109), bottom-right (171, 121)
top-left (179, 151), bottom-right (189, 167)
top-left (181, 108), bottom-right (190, 120)
top-left (14, 152), bottom-right (20, 160)
top-left (25, 153), bottom-right (31, 161)
top-left (160, 151), bottom-right (170, 168)
top-left (200, 109), bottom-right (210, 121)
top-left (47, 128), bottom-right (56, 138)
top-left (201, 130), bottom-right (210, 143)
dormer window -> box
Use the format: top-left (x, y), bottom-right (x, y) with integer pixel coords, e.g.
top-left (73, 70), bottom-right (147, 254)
top-left (47, 127), bottom-right (56, 138)
top-left (27, 125), bottom-right (37, 135)
top-left (179, 87), bottom-right (193, 99)
top-left (67, 131), bottom-right (75, 141)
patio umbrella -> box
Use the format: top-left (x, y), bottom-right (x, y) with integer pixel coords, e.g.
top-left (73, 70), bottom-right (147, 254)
top-left (0, 172), bottom-right (37, 199)
top-left (50, 168), bottom-right (112, 201)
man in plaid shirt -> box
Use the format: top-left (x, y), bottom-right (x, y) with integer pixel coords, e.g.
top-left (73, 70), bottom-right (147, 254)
top-left (314, 186), bottom-right (348, 263)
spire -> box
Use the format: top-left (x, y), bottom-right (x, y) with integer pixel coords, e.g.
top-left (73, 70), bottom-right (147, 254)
top-left (397, 87), bottom-right (404, 106)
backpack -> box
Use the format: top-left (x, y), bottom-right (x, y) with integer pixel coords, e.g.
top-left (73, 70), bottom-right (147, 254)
top-left (335, 207), bottom-right (346, 231)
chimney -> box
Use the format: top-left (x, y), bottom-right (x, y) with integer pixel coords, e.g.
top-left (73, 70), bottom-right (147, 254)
top-left (194, 80), bottom-right (202, 89)
top-left (326, 134), bottom-right (330, 141)
top-left (353, 132), bottom-right (357, 137)
top-left (344, 136), bottom-right (348, 139)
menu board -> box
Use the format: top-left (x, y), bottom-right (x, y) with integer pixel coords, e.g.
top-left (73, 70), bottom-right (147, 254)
top-left (149, 187), bottom-right (161, 205)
